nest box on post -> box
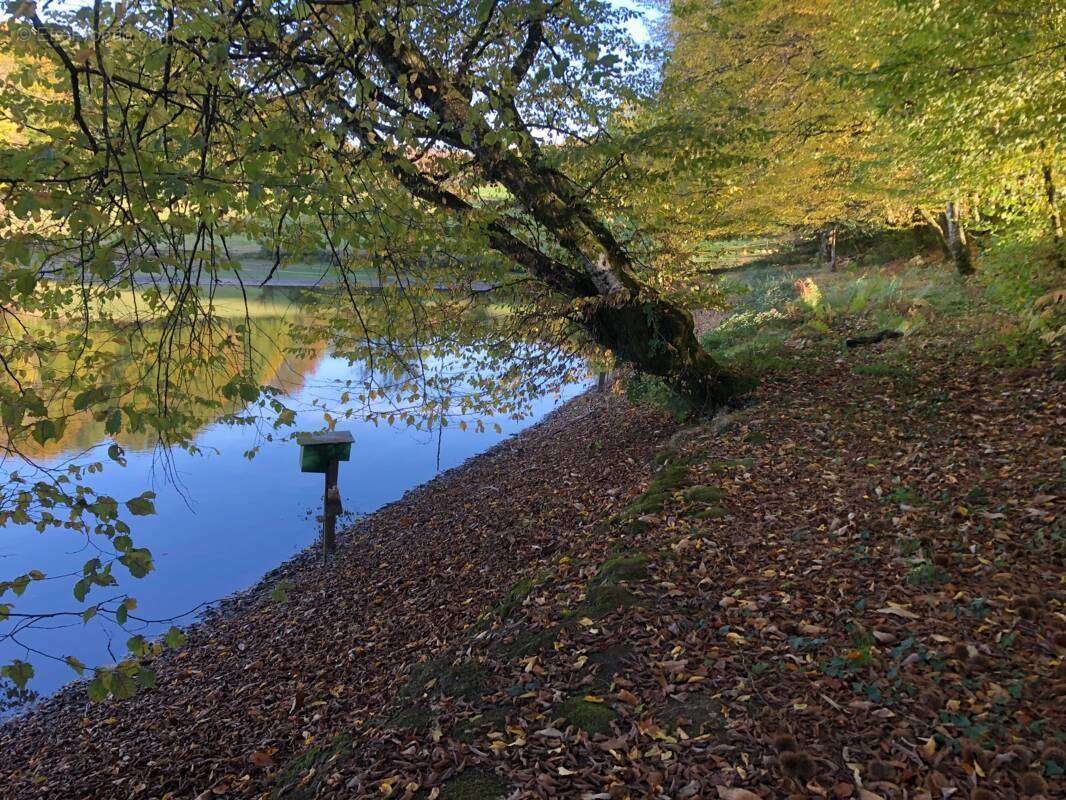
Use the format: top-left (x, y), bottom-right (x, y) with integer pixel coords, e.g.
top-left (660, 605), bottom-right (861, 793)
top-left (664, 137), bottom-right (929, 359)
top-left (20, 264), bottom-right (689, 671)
top-left (297, 431), bottom-right (353, 473)
top-left (297, 431), bottom-right (353, 562)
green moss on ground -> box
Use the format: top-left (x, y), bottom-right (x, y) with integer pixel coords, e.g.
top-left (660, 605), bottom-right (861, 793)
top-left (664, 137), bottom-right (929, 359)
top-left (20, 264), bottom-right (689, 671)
top-left (595, 553), bottom-right (648, 583)
top-left (271, 735), bottom-right (351, 799)
top-left (701, 457), bottom-right (755, 474)
top-left (620, 462), bottom-right (692, 519)
top-left (384, 705), bottom-right (435, 732)
top-left (586, 645), bottom-right (634, 689)
top-left (585, 584), bottom-right (637, 616)
top-left (492, 625), bottom-right (558, 659)
top-left (494, 577), bottom-right (535, 619)
top-left (683, 485), bottom-right (726, 503)
top-left (453, 707), bottom-right (509, 743)
top-left (402, 658), bottom-right (489, 703)
top-left (556, 696), bottom-right (616, 736)
top-left (660, 692), bottom-right (726, 734)
top-left (413, 767), bottom-right (507, 800)
top-left (854, 362), bottom-right (907, 379)
top-left (690, 506), bottom-right (727, 520)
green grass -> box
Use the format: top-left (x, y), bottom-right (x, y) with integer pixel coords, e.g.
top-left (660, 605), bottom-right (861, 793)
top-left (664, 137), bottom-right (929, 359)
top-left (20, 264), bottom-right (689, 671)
top-left (696, 241), bottom-right (1062, 375)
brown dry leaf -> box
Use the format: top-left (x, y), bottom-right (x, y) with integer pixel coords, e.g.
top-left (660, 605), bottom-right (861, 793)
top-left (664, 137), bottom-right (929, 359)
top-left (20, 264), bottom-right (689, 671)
top-left (716, 788), bottom-right (763, 800)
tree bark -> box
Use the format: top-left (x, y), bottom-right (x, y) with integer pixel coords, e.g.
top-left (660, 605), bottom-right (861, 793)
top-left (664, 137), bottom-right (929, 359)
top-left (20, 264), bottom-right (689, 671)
top-left (1043, 162), bottom-right (1065, 268)
top-left (828, 227), bottom-right (838, 272)
top-left (917, 207), bottom-right (952, 258)
top-left (945, 201), bottom-right (974, 275)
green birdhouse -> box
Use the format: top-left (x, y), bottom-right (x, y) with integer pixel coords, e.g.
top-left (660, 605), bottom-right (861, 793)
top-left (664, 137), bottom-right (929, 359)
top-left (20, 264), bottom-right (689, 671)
top-left (297, 431), bottom-right (353, 473)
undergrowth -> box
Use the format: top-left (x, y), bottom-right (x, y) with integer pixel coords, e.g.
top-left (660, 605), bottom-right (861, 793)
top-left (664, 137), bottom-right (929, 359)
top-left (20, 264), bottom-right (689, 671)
top-left (624, 232), bottom-right (1062, 418)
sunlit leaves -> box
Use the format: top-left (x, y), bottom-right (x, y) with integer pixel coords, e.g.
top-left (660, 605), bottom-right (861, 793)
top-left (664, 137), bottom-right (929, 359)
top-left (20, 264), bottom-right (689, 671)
top-left (1, 659), bottom-right (34, 690)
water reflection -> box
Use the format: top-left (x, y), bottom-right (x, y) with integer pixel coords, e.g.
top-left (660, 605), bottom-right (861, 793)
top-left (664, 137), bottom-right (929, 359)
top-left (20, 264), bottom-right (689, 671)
top-left (0, 287), bottom-right (587, 705)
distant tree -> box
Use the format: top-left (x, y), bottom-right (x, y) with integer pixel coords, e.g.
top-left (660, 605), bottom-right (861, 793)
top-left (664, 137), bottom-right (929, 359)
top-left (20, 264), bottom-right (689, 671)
top-left (838, 0), bottom-right (1065, 270)
top-left (623, 0), bottom-right (911, 261)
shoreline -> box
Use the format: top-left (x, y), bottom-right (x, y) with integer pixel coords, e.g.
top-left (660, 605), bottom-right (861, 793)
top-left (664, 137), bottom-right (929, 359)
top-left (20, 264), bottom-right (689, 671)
top-left (2, 387), bottom-right (607, 724)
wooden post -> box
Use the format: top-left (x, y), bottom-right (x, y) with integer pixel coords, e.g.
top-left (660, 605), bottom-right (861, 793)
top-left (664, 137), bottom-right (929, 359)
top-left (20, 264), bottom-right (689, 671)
top-left (322, 460), bottom-right (339, 561)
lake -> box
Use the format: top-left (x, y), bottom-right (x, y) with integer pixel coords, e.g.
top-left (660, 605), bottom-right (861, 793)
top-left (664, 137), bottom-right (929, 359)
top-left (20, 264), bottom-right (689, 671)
top-left (0, 296), bottom-right (588, 707)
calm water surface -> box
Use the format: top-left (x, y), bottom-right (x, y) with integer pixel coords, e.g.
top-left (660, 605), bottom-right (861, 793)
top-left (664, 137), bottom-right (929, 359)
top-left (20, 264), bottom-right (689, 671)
top-left (1, 349), bottom-right (586, 702)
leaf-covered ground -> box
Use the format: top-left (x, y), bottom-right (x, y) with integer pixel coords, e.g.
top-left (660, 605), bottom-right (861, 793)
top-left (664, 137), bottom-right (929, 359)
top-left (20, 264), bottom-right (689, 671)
top-left (1, 341), bottom-right (1063, 800)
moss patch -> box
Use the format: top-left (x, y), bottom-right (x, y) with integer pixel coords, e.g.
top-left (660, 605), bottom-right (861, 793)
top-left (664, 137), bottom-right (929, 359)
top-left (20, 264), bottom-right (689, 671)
top-left (595, 553), bottom-right (648, 583)
top-left (661, 692), bottom-right (726, 734)
top-left (402, 658), bottom-right (489, 703)
top-left (621, 463), bottom-right (692, 519)
top-left (684, 485), bottom-right (726, 504)
top-left (454, 707), bottom-right (510, 743)
top-left (700, 457), bottom-right (756, 474)
top-left (413, 767), bottom-right (506, 800)
top-left (586, 645), bottom-right (634, 689)
top-left (556, 696), bottom-right (616, 736)
top-left (690, 506), bottom-right (727, 520)
top-left (494, 577), bottom-right (534, 620)
top-left (585, 584), bottom-right (638, 616)
top-left (492, 625), bottom-right (557, 659)
top-left (854, 362), bottom-right (907, 379)
top-left (620, 490), bottom-right (669, 518)
top-left (271, 735), bottom-right (351, 800)
top-left (384, 705), bottom-right (435, 732)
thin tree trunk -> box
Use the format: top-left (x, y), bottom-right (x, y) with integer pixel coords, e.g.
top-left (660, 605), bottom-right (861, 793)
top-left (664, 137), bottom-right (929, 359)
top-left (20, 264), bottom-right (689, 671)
top-left (917, 207), bottom-right (951, 258)
top-left (818, 230), bottom-right (830, 267)
top-left (945, 201), bottom-right (974, 275)
top-left (1043, 163), bottom-right (1065, 268)
top-left (828, 227), bottom-right (838, 272)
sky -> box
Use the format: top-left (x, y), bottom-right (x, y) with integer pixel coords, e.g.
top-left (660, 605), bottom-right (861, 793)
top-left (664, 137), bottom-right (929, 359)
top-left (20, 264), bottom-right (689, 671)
top-left (612, 0), bottom-right (662, 45)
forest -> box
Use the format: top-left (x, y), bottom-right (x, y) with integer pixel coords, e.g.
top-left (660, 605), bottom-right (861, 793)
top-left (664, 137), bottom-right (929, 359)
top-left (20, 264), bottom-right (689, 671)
top-left (0, 0), bottom-right (1062, 798)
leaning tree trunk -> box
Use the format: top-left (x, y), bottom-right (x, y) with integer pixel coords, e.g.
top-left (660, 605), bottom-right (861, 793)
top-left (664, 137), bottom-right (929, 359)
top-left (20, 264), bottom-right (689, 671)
top-left (945, 201), bottom-right (975, 275)
top-left (362, 22), bottom-right (743, 412)
top-left (917, 207), bottom-right (952, 259)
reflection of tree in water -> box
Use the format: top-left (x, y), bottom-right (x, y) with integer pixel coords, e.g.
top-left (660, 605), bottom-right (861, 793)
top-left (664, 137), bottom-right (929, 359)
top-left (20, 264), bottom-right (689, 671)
top-left (3, 311), bottom-right (326, 460)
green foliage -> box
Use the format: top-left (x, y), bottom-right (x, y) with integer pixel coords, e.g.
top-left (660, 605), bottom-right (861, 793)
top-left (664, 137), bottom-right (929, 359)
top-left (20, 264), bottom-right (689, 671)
top-left (623, 373), bottom-right (692, 420)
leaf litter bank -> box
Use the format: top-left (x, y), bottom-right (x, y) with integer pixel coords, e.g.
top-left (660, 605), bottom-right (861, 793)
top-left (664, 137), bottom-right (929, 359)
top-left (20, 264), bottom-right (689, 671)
top-left (0, 343), bottom-right (1063, 800)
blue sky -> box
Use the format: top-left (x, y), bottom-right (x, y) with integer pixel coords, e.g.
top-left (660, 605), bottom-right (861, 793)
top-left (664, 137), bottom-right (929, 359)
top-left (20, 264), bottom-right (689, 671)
top-left (612, 0), bottom-right (662, 44)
